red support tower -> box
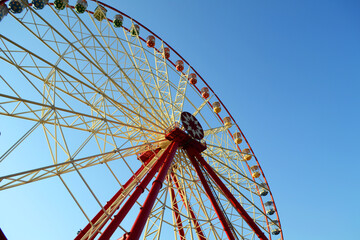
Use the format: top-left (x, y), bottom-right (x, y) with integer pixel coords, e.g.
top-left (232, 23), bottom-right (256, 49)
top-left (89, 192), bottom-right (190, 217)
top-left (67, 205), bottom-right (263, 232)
top-left (0, 228), bottom-right (7, 240)
top-left (193, 151), bottom-right (269, 240)
top-left (76, 118), bottom-right (270, 240)
top-left (168, 175), bottom-right (186, 240)
top-left (186, 150), bottom-right (236, 240)
top-left (171, 172), bottom-right (207, 240)
top-left (127, 141), bottom-right (179, 240)
top-left (75, 154), bottom-right (157, 240)
top-left (98, 143), bottom-right (178, 240)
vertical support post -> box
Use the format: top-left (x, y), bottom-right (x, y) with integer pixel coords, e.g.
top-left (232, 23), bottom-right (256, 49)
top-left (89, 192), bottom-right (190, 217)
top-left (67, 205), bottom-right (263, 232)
top-left (126, 141), bottom-right (179, 240)
top-left (168, 175), bottom-right (185, 240)
top-left (76, 155), bottom-right (156, 240)
top-left (171, 172), bottom-right (206, 240)
top-left (194, 152), bottom-right (268, 240)
top-left (186, 150), bottom-right (236, 240)
top-left (98, 142), bottom-right (176, 240)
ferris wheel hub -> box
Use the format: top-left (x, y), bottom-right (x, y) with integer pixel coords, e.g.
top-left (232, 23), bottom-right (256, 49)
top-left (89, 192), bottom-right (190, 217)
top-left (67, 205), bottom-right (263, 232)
top-left (180, 112), bottom-right (204, 140)
top-left (165, 123), bottom-right (206, 153)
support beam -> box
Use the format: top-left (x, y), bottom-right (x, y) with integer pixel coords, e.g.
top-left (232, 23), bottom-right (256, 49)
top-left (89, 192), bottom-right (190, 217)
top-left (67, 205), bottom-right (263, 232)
top-left (186, 151), bottom-right (236, 240)
top-left (98, 142), bottom-right (177, 240)
top-left (193, 152), bottom-right (268, 240)
top-left (75, 154), bottom-right (156, 240)
top-left (168, 175), bottom-right (186, 240)
top-left (171, 172), bottom-right (206, 240)
top-left (127, 141), bottom-right (179, 240)
top-left (0, 228), bottom-right (7, 240)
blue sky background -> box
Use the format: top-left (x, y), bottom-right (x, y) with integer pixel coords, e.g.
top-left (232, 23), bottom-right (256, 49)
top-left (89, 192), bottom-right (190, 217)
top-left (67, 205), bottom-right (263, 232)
top-left (1, 0), bottom-right (359, 239)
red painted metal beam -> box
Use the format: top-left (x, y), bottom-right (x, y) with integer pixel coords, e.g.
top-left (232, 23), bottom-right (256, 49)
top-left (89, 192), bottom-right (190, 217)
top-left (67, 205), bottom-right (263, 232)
top-left (186, 151), bottom-right (236, 240)
top-left (0, 228), bottom-right (7, 240)
top-left (98, 143), bottom-right (175, 240)
top-left (171, 172), bottom-right (206, 240)
top-left (193, 151), bottom-right (269, 240)
top-left (126, 141), bottom-right (179, 240)
top-left (168, 176), bottom-right (186, 240)
top-left (75, 154), bottom-right (156, 240)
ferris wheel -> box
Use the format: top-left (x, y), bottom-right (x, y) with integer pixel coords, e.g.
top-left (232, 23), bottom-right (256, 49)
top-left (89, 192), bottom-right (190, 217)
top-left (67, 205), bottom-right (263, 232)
top-left (0, 1), bottom-right (283, 240)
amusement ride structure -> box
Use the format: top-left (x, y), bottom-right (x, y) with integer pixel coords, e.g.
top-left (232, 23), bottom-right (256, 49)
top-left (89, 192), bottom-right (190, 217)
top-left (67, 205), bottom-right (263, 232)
top-left (0, 0), bottom-right (283, 239)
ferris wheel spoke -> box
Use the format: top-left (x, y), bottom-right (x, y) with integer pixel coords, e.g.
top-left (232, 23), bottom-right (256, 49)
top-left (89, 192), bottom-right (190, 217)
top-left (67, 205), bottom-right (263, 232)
top-left (11, 9), bottom-right (165, 132)
top-left (54, 8), bottom-right (167, 131)
top-left (0, 120), bottom-right (43, 164)
top-left (207, 144), bottom-right (254, 161)
top-left (192, 95), bottom-right (212, 117)
top-left (0, 35), bottom-right (165, 133)
top-left (0, 139), bottom-right (160, 191)
top-left (116, 21), bottom-right (171, 125)
top-left (57, 174), bottom-right (94, 226)
top-left (0, 93), bottom-right (160, 139)
top-left (172, 67), bottom-right (190, 122)
top-left (202, 147), bottom-right (259, 192)
top-left (203, 125), bottom-right (233, 137)
top-left (154, 42), bottom-right (175, 122)
top-left (64, 9), bottom-right (169, 128)
top-left (0, 150), bottom-right (118, 191)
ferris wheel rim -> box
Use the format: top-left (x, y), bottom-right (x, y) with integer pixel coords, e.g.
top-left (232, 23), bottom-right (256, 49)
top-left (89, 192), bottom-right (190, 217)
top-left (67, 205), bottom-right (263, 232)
top-left (84, 1), bottom-right (283, 236)
top-left (0, 0), bottom-right (283, 239)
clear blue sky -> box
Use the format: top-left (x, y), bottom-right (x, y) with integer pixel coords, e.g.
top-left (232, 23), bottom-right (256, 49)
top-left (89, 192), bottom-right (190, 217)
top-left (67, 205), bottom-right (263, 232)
top-left (1, 0), bottom-right (359, 239)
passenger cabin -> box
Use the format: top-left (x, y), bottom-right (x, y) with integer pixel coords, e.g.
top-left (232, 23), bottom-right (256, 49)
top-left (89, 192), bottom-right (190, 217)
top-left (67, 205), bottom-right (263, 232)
top-left (0, 3), bottom-right (9, 21)
top-left (9, 0), bottom-right (28, 13)
top-left (201, 87), bottom-right (209, 99)
top-left (75, 0), bottom-right (87, 13)
top-left (265, 201), bottom-right (275, 215)
top-left (259, 183), bottom-right (268, 196)
top-left (113, 14), bottom-right (123, 28)
top-left (175, 60), bottom-right (184, 72)
top-left (242, 148), bottom-right (252, 160)
top-left (130, 24), bottom-right (140, 36)
top-left (271, 220), bottom-right (281, 235)
top-left (146, 35), bottom-right (155, 48)
top-left (32, 0), bottom-right (48, 10)
top-left (223, 117), bottom-right (232, 127)
top-left (233, 132), bottom-right (242, 144)
top-left (162, 47), bottom-right (170, 59)
top-left (94, 5), bottom-right (107, 21)
top-left (188, 73), bottom-right (197, 85)
top-left (250, 165), bottom-right (260, 178)
top-left (54, 0), bottom-right (68, 10)
top-left (212, 102), bottom-right (221, 113)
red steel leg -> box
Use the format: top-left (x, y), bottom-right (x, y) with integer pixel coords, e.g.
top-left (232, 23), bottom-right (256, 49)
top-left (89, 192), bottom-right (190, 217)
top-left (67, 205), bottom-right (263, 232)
top-left (98, 142), bottom-right (176, 240)
top-left (76, 155), bottom-right (156, 240)
top-left (193, 151), bottom-right (268, 240)
top-left (171, 172), bottom-right (206, 240)
top-left (127, 141), bottom-right (179, 240)
top-left (186, 151), bottom-right (236, 240)
top-left (0, 228), bottom-right (7, 240)
top-left (168, 175), bottom-right (185, 240)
